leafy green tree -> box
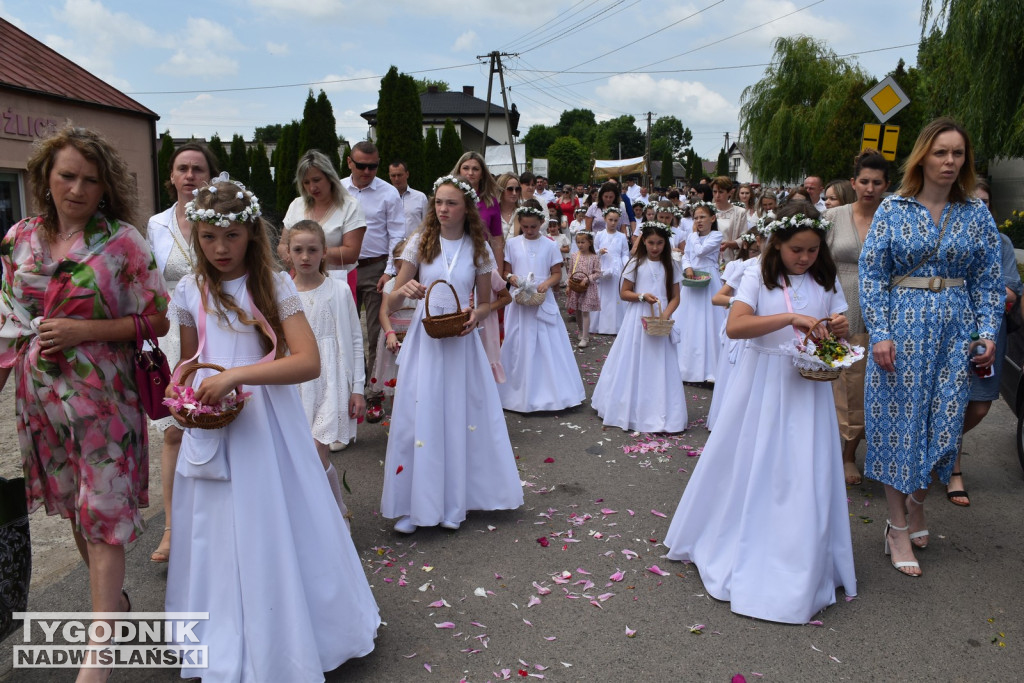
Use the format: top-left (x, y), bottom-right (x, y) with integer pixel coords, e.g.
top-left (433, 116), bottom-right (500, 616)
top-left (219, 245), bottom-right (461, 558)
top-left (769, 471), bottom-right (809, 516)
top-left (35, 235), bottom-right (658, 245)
top-left (376, 67), bottom-right (425, 191)
top-left (414, 77), bottom-right (450, 94)
top-left (739, 36), bottom-right (869, 182)
top-left (716, 148), bottom-right (730, 178)
top-left (523, 124), bottom-right (558, 160)
top-left (659, 146), bottom-right (675, 188)
top-left (650, 116), bottom-right (693, 157)
top-left (157, 131), bottom-right (175, 211)
top-left (228, 134), bottom-right (250, 186)
top-left (556, 108), bottom-right (597, 148)
top-left (275, 121), bottom-right (301, 213)
top-left (920, 0), bottom-right (1024, 158)
top-left (547, 136), bottom-right (589, 184)
top-left (423, 127), bottom-right (443, 190)
top-left (683, 148), bottom-right (704, 185)
top-left (254, 124), bottom-right (284, 144)
top-left (207, 134), bottom-right (230, 174)
top-left (249, 142), bottom-right (276, 216)
top-left (298, 89), bottom-right (341, 170)
top-left (593, 115), bottom-right (645, 160)
top-left (439, 118), bottom-right (464, 175)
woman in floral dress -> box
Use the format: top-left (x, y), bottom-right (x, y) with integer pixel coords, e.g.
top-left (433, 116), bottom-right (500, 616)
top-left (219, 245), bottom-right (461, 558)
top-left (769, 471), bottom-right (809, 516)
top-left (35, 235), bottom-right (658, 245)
top-left (0, 126), bottom-right (168, 681)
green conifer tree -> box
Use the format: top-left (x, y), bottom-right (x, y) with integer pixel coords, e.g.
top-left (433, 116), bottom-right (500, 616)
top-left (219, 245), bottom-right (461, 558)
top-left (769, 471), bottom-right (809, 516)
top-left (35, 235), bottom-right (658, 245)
top-left (228, 134), bottom-right (250, 186)
top-left (439, 119), bottom-right (464, 177)
top-left (423, 127), bottom-right (442, 190)
top-left (157, 131), bottom-right (175, 211)
top-left (207, 134), bottom-right (230, 174)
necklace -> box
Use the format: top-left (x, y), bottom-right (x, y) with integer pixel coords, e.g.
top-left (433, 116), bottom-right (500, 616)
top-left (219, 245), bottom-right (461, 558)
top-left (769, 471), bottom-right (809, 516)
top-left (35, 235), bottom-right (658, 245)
top-left (57, 229), bottom-right (83, 241)
top-left (170, 210), bottom-right (195, 269)
top-left (789, 273), bottom-right (808, 304)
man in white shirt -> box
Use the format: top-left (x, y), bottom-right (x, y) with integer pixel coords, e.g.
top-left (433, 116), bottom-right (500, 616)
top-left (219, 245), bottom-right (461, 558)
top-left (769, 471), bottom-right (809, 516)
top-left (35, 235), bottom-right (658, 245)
top-left (389, 160), bottom-right (427, 235)
top-left (342, 141), bottom-right (406, 381)
top-left (624, 178), bottom-right (642, 203)
top-left (803, 175), bottom-right (826, 212)
top-left (535, 176), bottom-right (557, 206)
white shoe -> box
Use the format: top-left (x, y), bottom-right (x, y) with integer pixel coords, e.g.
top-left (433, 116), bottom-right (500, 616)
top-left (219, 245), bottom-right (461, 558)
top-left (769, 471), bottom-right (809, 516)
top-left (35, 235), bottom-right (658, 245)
top-left (393, 517), bottom-right (416, 534)
top-left (329, 440), bottom-right (348, 452)
top-left (440, 520), bottom-right (461, 530)
top-left (577, 338), bottom-right (588, 348)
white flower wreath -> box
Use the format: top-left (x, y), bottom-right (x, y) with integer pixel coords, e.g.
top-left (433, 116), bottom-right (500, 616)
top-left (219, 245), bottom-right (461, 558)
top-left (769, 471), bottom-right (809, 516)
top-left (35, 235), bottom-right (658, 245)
top-left (433, 175), bottom-right (480, 204)
top-left (183, 172), bottom-right (262, 228)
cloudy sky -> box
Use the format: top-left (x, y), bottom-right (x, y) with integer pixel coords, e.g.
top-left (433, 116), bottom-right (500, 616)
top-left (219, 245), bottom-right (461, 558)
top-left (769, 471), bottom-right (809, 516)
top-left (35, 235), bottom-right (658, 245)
top-left (3, 0), bottom-right (926, 159)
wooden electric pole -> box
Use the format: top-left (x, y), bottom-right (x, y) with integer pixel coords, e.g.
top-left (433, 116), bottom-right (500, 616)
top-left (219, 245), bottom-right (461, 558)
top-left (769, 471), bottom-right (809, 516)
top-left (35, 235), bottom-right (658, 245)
top-left (479, 50), bottom-right (519, 175)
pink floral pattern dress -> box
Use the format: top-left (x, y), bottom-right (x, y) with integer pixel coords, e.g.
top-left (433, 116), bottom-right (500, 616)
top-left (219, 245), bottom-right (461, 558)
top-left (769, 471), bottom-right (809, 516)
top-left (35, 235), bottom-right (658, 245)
top-left (0, 214), bottom-right (168, 544)
top-left (566, 251), bottom-right (602, 312)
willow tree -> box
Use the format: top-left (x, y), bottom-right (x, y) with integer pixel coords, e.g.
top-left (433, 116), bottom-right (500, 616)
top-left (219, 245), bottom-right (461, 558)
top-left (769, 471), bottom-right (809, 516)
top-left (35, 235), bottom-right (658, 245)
top-left (920, 0), bottom-right (1024, 158)
top-left (739, 36), bottom-right (869, 183)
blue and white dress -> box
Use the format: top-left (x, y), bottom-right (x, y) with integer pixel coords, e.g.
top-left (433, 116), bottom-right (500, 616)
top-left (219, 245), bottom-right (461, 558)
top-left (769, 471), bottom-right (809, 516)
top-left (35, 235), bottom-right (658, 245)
top-left (859, 196), bottom-right (1003, 493)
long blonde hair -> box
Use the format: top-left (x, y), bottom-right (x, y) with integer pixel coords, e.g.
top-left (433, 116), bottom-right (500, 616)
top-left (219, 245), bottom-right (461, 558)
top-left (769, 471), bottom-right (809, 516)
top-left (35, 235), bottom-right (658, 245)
top-left (898, 117), bottom-right (975, 203)
top-left (190, 179), bottom-right (286, 357)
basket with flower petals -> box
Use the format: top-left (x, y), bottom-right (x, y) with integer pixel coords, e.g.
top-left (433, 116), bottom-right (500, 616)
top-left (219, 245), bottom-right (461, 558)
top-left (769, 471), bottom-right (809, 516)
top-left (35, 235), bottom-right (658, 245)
top-left (164, 363), bottom-right (251, 429)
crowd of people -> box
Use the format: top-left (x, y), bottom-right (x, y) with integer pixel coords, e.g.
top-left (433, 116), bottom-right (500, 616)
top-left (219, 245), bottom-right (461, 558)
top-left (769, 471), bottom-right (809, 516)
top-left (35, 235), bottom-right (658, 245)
top-left (0, 115), bottom-right (1013, 680)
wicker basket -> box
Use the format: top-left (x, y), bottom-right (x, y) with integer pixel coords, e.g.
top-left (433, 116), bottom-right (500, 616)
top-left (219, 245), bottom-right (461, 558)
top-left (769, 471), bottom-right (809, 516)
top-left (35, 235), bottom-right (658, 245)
top-left (568, 274), bottom-right (589, 293)
top-left (422, 280), bottom-right (471, 339)
top-left (641, 301), bottom-right (674, 337)
top-left (681, 270), bottom-right (712, 288)
top-left (798, 318), bottom-right (842, 382)
top-left (513, 278), bottom-right (546, 306)
top-left (169, 363), bottom-right (245, 429)
top-left (388, 307), bottom-right (415, 342)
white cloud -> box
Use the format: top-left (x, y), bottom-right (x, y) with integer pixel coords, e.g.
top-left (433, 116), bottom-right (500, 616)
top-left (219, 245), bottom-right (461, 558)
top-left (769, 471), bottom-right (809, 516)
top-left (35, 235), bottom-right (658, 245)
top-left (266, 41), bottom-right (289, 56)
top-left (0, 2), bottom-right (26, 29)
top-left (156, 18), bottom-right (243, 79)
top-left (165, 94), bottom-right (245, 139)
top-left (595, 74), bottom-right (737, 128)
top-left (735, 0), bottom-right (848, 49)
top-left (317, 69), bottom-right (381, 94)
top-left (452, 30), bottom-right (479, 52)
top-left (249, 0), bottom-right (348, 18)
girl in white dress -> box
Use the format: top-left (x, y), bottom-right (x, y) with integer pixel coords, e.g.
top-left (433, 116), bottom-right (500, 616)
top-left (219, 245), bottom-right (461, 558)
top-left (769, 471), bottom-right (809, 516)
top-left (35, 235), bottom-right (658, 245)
top-left (166, 178), bottom-right (379, 681)
top-left (381, 175), bottom-right (523, 533)
top-left (288, 220), bottom-right (366, 523)
top-left (707, 231), bottom-right (762, 431)
top-left (592, 222), bottom-right (687, 433)
top-left (590, 209), bottom-right (629, 335)
top-left (567, 206), bottom-right (587, 257)
top-left (499, 206), bottom-right (585, 412)
top-left (662, 202), bottom-right (857, 624)
top-left (675, 202), bottom-right (726, 382)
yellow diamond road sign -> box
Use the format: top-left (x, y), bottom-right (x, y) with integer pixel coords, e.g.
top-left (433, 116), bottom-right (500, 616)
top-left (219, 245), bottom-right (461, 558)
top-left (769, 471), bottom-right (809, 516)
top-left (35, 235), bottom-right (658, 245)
top-left (862, 76), bottom-right (910, 124)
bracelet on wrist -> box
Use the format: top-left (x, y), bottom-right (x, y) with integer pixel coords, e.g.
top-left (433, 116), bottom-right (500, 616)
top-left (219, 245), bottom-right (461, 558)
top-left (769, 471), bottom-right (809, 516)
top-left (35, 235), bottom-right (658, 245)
top-left (385, 330), bottom-right (397, 337)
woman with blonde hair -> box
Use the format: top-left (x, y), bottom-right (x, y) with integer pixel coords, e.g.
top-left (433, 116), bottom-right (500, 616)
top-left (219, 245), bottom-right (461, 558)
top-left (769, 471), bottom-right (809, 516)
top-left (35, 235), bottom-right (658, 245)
top-left (859, 118), bottom-right (1003, 577)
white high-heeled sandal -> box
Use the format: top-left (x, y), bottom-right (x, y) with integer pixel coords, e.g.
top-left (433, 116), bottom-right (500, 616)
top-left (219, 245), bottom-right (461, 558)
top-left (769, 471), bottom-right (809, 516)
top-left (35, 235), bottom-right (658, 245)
top-left (905, 492), bottom-right (929, 549)
top-left (884, 520), bottom-right (921, 577)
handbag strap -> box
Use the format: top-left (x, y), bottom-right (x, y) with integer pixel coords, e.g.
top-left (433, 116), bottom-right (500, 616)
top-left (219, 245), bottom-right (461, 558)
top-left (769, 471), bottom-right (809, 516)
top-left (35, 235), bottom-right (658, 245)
top-left (889, 207), bottom-right (952, 291)
top-left (132, 314), bottom-right (160, 349)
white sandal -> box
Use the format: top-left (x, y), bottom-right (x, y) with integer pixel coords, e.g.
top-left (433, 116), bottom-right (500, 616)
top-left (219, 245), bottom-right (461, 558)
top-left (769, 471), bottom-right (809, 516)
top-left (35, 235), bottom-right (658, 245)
top-left (884, 520), bottom-right (921, 577)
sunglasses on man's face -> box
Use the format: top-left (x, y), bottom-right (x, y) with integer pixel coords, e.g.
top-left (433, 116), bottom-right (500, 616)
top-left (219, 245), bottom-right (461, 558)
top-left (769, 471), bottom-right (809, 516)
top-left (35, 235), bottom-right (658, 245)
top-left (351, 161), bottom-right (379, 171)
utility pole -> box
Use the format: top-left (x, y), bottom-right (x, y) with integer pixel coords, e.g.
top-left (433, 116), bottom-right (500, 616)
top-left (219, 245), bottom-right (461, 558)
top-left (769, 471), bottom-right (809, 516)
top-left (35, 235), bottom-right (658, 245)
top-left (478, 50), bottom-right (519, 174)
top-left (644, 112), bottom-right (653, 190)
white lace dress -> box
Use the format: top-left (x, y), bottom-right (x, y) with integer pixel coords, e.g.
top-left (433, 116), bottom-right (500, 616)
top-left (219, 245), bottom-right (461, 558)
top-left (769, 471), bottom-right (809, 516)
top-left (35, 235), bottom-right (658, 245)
top-left (296, 276), bottom-right (364, 446)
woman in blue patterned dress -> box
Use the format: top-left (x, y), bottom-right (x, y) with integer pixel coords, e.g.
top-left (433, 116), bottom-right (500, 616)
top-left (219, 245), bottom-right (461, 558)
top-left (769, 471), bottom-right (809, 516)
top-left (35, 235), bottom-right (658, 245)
top-left (859, 118), bottom-right (1004, 578)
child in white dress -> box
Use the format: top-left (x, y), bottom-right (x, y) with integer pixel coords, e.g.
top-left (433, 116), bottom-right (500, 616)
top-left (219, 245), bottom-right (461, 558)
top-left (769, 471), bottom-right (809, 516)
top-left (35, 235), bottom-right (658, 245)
top-left (590, 208), bottom-right (629, 335)
top-left (662, 202), bottom-right (857, 624)
top-left (707, 230), bottom-right (762, 430)
top-left (381, 175), bottom-right (523, 533)
top-left (499, 206), bottom-right (585, 412)
top-left (592, 222), bottom-right (687, 433)
top-left (288, 220), bottom-right (366, 523)
top-left (568, 206), bottom-right (588, 257)
top-left (370, 239), bottom-right (414, 420)
top-left (675, 202), bottom-right (726, 382)
top-left (166, 177), bottom-right (378, 681)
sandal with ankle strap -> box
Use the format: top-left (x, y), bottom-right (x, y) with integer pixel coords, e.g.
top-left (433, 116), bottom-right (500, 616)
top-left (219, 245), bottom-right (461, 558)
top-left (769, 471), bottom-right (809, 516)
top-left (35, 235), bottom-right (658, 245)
top-left (150, 526), bottom-right (171, 563)
top-left (946, 471), bottom-right (970, 507)
top-left (884, 520), bottom-right (921, 577)
top-left (905, 492), bottom-right (929, 549)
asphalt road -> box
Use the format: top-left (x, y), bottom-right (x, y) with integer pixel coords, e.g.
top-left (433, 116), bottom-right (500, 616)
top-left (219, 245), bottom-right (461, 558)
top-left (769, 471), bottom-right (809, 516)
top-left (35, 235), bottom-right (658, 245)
top-left (3, 326), bottom-right (1023, 682)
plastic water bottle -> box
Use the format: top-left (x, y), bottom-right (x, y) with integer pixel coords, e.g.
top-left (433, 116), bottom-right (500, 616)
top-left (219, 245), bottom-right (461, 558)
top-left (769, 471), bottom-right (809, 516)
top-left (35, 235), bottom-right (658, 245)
top-left (968, 332), bottom-right (993, 378)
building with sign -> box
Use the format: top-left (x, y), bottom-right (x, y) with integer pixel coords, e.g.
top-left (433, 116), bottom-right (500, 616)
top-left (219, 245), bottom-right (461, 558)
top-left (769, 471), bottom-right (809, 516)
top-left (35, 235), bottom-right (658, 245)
top-left (0, 18), bottom-right (159, 235)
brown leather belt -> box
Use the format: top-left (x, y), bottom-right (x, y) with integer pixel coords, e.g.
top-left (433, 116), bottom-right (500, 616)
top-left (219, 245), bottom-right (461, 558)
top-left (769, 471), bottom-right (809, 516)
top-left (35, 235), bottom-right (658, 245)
top-left (890, 276), bottom-right (964, 292)
top-left (357, 254), bottom-right (388, 267)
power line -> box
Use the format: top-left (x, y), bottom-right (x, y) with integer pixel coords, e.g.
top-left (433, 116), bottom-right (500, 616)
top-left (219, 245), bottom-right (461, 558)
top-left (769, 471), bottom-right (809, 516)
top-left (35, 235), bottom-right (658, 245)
top-left (517, 0), bottom-right (640, 55)
top-left (510, 42), bottom-right (921, 76)
top-left (501, 0), bottom-right (592, 52)
top-left (124, 61), bottom-right (481, 96)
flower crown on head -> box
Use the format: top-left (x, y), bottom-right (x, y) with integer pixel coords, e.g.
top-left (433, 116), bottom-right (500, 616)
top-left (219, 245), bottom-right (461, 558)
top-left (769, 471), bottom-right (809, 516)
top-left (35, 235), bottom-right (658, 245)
top-left (738, 232), bottom-right (758, 245)
top-left (432, 175), bottom-right (479, 204)
top-left (514, 205), bottom-right (547, 222)
top-left (639, 221), bottom-right (673, 240)
top-left (602, 206), bottom-right (622, 217)
top-left (184, 172), bottom-right (262, 228)
top-left (757, 212), bottom-right (831, 237)
top-left (574, 207), bottom-right (587, 215)
top-left (576, 230), bottom-right (595, 238)
top-left (689, 200), bottom-right (717, 215)
top-left (654, 204), bottom-right (681, 218)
